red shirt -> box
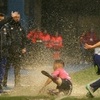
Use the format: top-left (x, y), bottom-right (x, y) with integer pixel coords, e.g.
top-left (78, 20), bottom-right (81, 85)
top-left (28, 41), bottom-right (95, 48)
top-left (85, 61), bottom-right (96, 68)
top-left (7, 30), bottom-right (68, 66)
top-left (42, 33), bottom-right (51, 47)
top-left (31, 31), bottom-right (43, 43)
top-left (42, 33), bottom-right (50, 42)
top-left (27, 31), bottom-right (34, 40)
top-left (33, 31), bottom-right (43, 40)
top-left (80, 32), bottom-right (99, 45)
top-left (27, 30), bottom-right (44, 43)
top-left (51, 35), bottom-right (63, 49)
top-left (52, 68), bottom-right (71, 80)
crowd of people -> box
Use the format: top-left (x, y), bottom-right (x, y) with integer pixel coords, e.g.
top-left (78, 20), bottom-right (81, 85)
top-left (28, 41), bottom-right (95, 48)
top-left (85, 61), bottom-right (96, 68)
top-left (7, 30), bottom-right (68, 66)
top-left (27, 28), bottom-right (63, 59)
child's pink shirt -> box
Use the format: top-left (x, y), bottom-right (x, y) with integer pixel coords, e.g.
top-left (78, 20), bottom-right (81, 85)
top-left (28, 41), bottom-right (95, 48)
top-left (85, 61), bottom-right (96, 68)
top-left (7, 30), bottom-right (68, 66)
top-left (52, 68), bottom-right (71, 80)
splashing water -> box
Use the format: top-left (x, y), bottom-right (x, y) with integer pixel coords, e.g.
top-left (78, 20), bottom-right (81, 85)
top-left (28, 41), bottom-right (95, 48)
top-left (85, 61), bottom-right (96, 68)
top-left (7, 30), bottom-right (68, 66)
top-left (3, 0), bottom-right (100, 97)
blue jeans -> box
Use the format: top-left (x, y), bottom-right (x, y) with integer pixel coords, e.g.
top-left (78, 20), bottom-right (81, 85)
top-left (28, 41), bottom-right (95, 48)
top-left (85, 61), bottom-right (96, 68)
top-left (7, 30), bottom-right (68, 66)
top-left (0, 58), bottom-right (7, 83)
top-left (90, 79), bottom-right (100, 92)
top-left (93, 54), bottom-right (100, 75)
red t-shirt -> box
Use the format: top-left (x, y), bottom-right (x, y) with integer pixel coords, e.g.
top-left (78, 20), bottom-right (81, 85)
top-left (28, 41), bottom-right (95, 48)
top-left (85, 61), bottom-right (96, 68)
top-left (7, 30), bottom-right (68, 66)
top-left (51, 35), bottom-right (63, 49)
top-left (80, 32), bottom-right (99, 45)
top-left (42, 33), bottom-right (51, 47)
top-left (27, 31), bottom-right (34, 40)
top-left (31, 31), bottom-right (43, 43)
top-left (42, 33), bottom-right (50, 42)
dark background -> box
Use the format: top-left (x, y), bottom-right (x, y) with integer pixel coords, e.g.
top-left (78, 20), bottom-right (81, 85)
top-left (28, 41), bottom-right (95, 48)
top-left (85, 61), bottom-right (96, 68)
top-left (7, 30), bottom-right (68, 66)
top-left (1, 0), bottom-right (100, 67)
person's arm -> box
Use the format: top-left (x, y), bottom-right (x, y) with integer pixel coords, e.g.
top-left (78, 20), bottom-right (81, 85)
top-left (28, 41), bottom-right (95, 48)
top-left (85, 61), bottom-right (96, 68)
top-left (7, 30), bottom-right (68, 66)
top-left (39, 78), bottom-right (52, 93)
top-left (43, 78), bottom-right (52, 87)
top-left (84, 41), bottom-right (100, 49)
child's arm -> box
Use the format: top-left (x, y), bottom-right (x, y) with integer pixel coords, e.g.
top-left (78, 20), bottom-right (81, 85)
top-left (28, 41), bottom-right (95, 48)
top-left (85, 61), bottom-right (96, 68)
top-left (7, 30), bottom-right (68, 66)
top-left (91, 41), bottom-right (100, 48)
top-left (39, 78), bottom-right (52, 93)
top-left (84, 41), bottom-right (100, 49)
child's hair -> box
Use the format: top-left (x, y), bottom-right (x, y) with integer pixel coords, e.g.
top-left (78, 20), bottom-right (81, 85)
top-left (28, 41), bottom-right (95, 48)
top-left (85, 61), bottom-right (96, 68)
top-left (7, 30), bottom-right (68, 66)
top-left (54, 59), bottom-right (64, 67)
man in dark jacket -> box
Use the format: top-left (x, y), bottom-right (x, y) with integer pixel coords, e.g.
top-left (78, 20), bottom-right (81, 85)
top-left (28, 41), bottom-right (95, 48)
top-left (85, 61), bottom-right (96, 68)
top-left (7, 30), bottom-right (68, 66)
top-left (3, 12), bottom-right (26, 87)
top-left (0, 12), bottom-right (20, 92)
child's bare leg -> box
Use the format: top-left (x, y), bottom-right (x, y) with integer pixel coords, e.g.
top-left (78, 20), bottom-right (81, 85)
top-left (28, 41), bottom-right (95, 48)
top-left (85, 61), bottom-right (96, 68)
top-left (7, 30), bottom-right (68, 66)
top-left (56, 77), bottom-right (62, 86)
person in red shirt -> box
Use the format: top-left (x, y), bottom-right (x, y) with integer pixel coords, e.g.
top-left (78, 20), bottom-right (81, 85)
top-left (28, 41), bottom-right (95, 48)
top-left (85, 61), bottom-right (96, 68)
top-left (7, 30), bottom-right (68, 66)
top-left (79, 29), bottom-right (99, 64)
top-left (39, 59), bottom-right (72, 95)
top-left (50, 32), bottom-right (63, 60)
top-left (32, 28), bottom-right (43, 43)
top-left (51, 32), bottom-right (63, 50)
top-left (27, 28), bottom-right (44, 43)
top-left (42, 30), bottom-right (51, 48)
top-left (27, 28), bottom-right (36, 41)
top-left (80, 29), bottom-right (99, 45)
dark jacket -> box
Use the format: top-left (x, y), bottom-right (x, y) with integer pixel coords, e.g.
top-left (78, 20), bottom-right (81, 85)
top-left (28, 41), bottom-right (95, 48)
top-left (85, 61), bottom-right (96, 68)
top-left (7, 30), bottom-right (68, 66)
top-left (0, 17), bottom-right (12, 29)
top-left (0, 17), bottom-right (12, 58)
top-left (8, 19), bottom-right (26, 52)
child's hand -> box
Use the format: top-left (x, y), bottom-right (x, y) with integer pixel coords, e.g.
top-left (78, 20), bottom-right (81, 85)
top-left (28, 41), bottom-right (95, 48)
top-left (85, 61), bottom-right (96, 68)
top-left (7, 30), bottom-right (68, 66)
top-left (38, 86), bottom-right (45, 94)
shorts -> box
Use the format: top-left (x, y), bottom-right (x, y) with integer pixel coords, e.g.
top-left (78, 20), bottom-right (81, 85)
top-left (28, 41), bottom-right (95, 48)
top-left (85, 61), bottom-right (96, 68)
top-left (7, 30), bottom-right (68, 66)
top-left (56, 79), bottom-right (72, 91)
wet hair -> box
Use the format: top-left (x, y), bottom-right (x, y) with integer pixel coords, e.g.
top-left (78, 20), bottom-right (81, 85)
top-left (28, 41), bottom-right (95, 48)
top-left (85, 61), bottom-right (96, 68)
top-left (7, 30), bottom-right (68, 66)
top-left (54, 59), bottom-right (64, 67)
top-left (0, 13), bottom-right (5, 17)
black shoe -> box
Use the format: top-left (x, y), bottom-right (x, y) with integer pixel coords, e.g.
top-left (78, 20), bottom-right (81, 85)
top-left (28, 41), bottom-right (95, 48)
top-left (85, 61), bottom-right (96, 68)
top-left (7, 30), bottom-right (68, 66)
top-left (41, 70), bottom-right (53, 79)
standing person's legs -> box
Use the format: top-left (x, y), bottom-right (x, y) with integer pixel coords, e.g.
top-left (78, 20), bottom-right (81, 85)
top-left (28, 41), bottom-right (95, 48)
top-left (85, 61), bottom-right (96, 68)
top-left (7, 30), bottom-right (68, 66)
top-left (14, 65), bottom-right (20, 87)
top-left (0, 58), bottom-right (7, 92)
top-left (90, 79), bottom-right (100, 92)
top-left (86, 78), bottom-right (100, 97)
top-left (13, 53), bottom-right (21, 87)
top-left (3, 66), bottom-right (9, 87)
top-left (3, 59), bottom-right (10, 87)
top-left (86, 55), bottom-right (100, 98)
top-left (93, 54), bottom-right (100, 75)
top-left (9, 46), bottom-right (21, 87)
top-left (0, 64), bottom-right (3, 92)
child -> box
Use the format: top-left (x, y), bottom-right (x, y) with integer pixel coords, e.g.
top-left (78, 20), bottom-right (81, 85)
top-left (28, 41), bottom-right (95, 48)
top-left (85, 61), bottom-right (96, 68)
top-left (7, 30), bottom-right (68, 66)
top-left (39, 59), bottom-right (72, 95)
top-left (84, 42), bottom-right (100, 98)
